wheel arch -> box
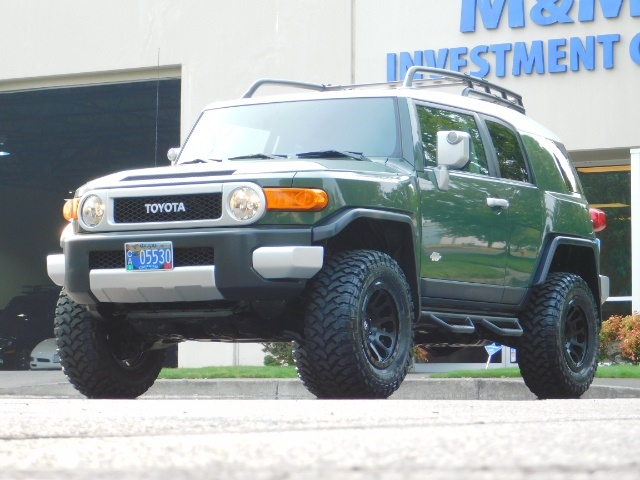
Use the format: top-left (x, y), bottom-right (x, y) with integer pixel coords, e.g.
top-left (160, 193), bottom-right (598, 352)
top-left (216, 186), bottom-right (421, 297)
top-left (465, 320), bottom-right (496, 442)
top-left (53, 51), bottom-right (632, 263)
top-left (312, 208), bottom-right (420, 321)
top-left (532, 236), bottom-right (601, 320)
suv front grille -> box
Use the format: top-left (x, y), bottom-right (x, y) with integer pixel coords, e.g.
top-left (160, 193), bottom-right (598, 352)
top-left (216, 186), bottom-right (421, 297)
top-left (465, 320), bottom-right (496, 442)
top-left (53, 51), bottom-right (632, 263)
top-left (113, 193), bottom-right (222, 223)
top-left (89, 248), bottom-right (215, 269)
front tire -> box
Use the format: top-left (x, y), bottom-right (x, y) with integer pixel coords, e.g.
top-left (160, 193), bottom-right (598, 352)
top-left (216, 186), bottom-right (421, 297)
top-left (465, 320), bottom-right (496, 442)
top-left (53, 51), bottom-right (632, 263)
top-left (54, 290), bottom-right (165, 399)
top-left (294, 250), bottom-right (414, 399)
top-left (518, 272), bottom-right (600, 399)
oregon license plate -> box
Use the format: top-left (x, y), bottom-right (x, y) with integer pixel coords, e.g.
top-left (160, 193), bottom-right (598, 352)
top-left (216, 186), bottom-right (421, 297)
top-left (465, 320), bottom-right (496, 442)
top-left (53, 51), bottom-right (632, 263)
top-left (125, 242), bottom-right (173, 271)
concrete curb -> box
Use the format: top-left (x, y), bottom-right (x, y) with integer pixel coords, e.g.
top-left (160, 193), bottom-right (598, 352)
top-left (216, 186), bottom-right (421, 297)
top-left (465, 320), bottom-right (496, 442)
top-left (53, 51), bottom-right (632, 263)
top-left (2, 377), bottom-right (640, 400)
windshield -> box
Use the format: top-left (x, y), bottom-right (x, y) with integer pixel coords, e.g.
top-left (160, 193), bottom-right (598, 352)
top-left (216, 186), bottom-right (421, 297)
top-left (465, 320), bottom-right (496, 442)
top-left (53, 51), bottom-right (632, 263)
top-left (177, 97), bottom-right (401, 164)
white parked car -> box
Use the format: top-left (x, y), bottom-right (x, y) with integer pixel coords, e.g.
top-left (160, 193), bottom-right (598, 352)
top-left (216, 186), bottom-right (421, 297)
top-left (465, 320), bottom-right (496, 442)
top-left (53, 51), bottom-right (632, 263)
top-left (29, 338), bottom-right (61, 370)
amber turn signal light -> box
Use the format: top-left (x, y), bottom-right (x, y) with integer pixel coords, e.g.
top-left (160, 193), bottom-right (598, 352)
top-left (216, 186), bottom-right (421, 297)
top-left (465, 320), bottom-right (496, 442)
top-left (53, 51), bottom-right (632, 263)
top-left (264, 188), bottom-right (328, 211)
top-left (63, 198), bottom-right (80, 221)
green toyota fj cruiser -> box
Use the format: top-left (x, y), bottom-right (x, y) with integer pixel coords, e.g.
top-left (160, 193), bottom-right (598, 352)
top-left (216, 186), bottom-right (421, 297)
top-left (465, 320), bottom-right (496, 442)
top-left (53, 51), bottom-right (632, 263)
top-left (47, 67), bottom-right (609, 399)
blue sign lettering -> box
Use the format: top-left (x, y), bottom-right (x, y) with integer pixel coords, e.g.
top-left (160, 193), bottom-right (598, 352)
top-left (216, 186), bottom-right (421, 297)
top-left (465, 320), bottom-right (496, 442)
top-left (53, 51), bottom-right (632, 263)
top-left (387, 1), bottom-right (637, 81)
top-left (513, 41), bottom-right (545, 75)
top-left (424, 49), bottom-right (450, 70)
top-left (386, 34), bottom-right (624, 81)
top-left (579, 0), bottom-right (624, 21)
top-left (450, 47), bottom-right (469, 71)
top-left (548, 38), bottom-right (568, 72)
top-left (491, 43), bottom-right (513, 76)
top-left (530, 0), bottom-right (575, 26)
top-left (461, 0), bottom-right (638, 32)
top-left (470, 45), bottom-right (491, 76)
top-left (461, 0), bottom-right (525, 32)
top-left (570, 36), bottom-right (596, 70)
top-left (630, 32), bottom-right (640, 63)
top-left (598, 33), bottom-right (621, 67)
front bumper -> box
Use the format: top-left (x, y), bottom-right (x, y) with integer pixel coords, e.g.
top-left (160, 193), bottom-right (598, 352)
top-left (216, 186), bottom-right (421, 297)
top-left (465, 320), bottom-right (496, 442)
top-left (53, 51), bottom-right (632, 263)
top-left (47, 227), bottom-right (323, 306)
top-left (599, 274), bottom-right (610, 305)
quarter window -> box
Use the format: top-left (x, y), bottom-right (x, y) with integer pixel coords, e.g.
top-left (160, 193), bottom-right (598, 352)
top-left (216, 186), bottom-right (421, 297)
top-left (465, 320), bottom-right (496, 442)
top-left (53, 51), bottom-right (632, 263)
top-left (486, 120), bottom-right (530, 183)
top-left (417, 105), bottom-right (488, 175)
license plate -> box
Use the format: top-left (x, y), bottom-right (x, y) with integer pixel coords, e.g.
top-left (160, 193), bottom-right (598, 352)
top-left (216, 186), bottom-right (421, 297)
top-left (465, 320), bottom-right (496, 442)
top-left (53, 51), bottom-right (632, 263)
top-left (53, 354), bottom-right (61, 363)
top-left (125, 242), bottom-right (174, 271)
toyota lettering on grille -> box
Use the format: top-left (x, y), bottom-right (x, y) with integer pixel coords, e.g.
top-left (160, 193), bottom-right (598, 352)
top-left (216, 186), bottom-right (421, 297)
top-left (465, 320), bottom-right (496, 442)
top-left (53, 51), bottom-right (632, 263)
top-left (144, 202), bottom-right (187, 214)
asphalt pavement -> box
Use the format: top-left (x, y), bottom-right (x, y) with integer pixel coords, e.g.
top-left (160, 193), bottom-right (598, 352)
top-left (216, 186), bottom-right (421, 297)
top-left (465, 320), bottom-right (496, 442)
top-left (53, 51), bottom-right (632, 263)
top-left (2, 370), bottom-right (640, 400)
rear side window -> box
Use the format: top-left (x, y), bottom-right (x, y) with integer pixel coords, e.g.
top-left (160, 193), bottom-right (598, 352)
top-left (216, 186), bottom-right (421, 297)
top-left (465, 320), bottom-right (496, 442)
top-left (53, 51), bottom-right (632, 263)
top-left (486, 120), bottom-right (530, 183)
top-left (521, 133), bottom-right (582, 194)
top-left (416, 105), bottom-right (488, 175)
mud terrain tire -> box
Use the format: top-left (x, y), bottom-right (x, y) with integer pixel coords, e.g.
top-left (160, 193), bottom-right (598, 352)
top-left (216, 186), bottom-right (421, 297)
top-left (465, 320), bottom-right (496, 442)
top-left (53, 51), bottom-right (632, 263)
top-left (294, 250), bottom-right (414, 399)
top-left (518, 272), bottom-right (599, 399)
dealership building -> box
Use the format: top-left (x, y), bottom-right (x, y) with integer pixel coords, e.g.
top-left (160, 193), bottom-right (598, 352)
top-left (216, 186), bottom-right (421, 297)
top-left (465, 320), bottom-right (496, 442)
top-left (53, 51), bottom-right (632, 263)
top-left (0, 0), bottom-right (638, 368)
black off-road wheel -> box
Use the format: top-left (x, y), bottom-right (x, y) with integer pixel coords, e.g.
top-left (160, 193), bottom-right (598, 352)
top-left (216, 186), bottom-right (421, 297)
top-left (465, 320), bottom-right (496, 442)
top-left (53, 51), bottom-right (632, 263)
top-left (54, 290), bottom-right (165, 399)
top-left (294, 250), bottom-right (414, 399)
top-left (518, 272), bottom-right (600, 399)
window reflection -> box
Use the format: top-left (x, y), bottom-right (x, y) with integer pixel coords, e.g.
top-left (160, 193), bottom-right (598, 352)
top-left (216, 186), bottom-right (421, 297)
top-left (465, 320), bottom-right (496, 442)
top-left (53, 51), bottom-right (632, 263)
top-left (416, 105), bottom-right (488, 175)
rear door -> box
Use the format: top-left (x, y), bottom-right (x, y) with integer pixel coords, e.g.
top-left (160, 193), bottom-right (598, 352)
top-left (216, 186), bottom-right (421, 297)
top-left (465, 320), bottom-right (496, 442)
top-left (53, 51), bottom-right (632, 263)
top-left (481, 117), bottom-right (544, 306)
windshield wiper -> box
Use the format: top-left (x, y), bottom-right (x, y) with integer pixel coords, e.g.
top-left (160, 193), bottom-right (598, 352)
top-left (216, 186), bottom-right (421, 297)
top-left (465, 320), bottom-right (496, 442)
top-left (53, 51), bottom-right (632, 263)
top-left (180, 158), bottom-right (222, 164)
top-left (295, 150), bottom-right (371, 161)
top-left (227, 153), bottom-right (287, 160)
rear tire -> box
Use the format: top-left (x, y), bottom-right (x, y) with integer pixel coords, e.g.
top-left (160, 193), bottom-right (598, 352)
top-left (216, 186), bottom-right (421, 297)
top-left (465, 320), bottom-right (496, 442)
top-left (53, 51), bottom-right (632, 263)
top-left (294, 250), bottom-right (414, 399)
top-left (54, 290), bottom-right (164, 399)
top-left (518, 273), bottom-right (599, 399)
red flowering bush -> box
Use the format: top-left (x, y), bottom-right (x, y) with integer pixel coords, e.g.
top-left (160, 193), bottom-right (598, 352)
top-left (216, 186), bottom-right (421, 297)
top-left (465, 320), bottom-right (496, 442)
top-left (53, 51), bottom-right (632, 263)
top-left (600, 313), bottom-right (640, 363)
top-left (413, 344), bottom-right (429, 363)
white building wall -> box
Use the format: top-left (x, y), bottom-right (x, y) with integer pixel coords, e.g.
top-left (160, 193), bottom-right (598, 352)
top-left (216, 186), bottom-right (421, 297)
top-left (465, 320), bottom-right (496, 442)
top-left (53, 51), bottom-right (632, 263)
top-left (1, 1), bottom-right (636, 155)
top-left (0, 0), bottom-right (353, 139)
top-left (178, 342), bottom-right (266, 368)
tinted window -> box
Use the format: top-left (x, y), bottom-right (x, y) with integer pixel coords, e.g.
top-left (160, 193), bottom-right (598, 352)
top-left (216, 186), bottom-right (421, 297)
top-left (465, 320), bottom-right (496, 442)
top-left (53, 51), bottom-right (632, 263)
top-left (522, 133), bottom-right (581, 193)
top-left (416, 105), bottom-right (488, 175)
top-left (486, 120), bottom-right (529, 183)
top-left (551, 142), bottom-right (582, 193)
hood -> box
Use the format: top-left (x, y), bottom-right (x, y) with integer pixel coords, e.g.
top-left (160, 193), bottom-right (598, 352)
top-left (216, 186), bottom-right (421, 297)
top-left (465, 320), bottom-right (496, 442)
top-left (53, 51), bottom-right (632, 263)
top-left (79, 158), bottom-right (404, 191)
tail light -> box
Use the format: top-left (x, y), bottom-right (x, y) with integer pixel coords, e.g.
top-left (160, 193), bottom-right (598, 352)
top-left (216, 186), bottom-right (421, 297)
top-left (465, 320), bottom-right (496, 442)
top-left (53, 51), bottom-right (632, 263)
top-left (589, 208), bottom-right (606, 233)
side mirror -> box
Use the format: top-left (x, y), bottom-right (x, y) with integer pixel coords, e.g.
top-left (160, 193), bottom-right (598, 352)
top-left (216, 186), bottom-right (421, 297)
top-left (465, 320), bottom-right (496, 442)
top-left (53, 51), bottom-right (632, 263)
top-left (433, 131), bottom-right (470, 191)
top-left (437, 131), bottom-right (470, 169)
top-left (167, 147), bottom-right (181, 165)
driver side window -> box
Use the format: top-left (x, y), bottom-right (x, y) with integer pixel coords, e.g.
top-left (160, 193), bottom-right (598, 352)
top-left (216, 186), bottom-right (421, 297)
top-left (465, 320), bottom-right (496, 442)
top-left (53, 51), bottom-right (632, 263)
top-left (416, 105), bottom-right (488, 175)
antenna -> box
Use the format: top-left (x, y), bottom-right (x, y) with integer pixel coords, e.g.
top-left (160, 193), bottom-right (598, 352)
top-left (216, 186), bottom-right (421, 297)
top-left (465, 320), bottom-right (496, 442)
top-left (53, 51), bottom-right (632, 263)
top-left (154, 48), bottom-right (160, 167)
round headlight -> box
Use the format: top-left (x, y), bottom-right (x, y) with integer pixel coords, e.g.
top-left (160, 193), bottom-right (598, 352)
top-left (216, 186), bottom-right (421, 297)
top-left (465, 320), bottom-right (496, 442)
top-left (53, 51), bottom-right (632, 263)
top-left (229, 187), bottom-right (262, 221)
top-left (80, 194), bottom-right (105, 227)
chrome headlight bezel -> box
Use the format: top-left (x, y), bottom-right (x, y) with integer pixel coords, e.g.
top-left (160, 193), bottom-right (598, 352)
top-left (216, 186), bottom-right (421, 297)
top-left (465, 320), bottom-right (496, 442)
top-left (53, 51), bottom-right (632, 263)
top-left (228, 186), bottom-right (263, 221)
top-left (79, 194), bottom-right (105, 228)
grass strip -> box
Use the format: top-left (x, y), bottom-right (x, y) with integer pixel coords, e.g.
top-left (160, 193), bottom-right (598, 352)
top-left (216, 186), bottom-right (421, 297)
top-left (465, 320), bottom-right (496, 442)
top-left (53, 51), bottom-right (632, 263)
top-left (157, 364), bottom-right (639, 380)
top-left (429, 364), bottom-right (640, 379)
top-left (158, 365), bottom-right (298, 379)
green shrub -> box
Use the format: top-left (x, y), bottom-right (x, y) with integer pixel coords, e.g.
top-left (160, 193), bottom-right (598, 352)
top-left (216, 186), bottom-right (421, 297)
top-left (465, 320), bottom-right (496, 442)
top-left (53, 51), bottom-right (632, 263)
top-left (261, 342), bottom-right (294, 366)
top-left (600, 313), bottom-right (640, 363)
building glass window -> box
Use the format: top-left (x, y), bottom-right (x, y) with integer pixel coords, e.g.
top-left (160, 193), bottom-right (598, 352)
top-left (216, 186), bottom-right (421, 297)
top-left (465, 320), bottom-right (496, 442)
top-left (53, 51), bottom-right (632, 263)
top-left (577, 165), bottom-right (631, 319)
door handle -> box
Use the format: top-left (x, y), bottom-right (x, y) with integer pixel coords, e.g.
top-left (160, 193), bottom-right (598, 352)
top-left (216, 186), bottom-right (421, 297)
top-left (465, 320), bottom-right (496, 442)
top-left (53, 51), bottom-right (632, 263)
top-left (487, 197), bottom-right (509, 209)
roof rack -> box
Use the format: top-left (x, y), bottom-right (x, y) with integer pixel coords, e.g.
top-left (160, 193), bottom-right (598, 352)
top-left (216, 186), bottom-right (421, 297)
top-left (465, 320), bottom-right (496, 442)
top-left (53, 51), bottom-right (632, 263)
top-left (402, 66), bottom-right (525, 114)
top-left (241, 67), bottom-right (525, 114)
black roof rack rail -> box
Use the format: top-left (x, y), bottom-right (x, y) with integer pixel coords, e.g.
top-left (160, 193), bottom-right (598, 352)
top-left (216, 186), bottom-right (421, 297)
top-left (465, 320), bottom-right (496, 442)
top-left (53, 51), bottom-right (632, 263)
top-left (402, 66), bottom-right (525, 114)
top-left (242, 67), bottom-right (525, 114)
top-left (242, 79), bottom-right (405, 98)
top-left (242, 79), bottom-right (327, 98)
